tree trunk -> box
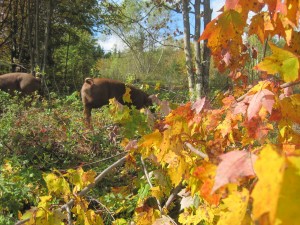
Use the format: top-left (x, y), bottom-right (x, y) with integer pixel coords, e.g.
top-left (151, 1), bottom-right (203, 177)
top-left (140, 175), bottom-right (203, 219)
top-left (42, 0), bottom-right (52, 73)
top-left (27, 0), bottom-right (34, 71)
top-left (194, 0), bottom-right (202, 98)
top-left (201, 0), bottom-right (212, 95)
top-left (34, 0), bottom-right (40, 68)
top-left (64, 32), bottom-right (71, 94)
top-left (42, 0), bottom-right (52, 97)
top-left (182, 0), bottom-right (195, 101)
top-left (17, 0), bottom-right (26, 68)
top-left (10, 0), bottom-right (18, 72)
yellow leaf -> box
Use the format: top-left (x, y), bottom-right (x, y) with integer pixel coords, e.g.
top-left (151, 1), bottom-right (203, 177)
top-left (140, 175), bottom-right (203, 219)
top-left (139, 129), bottom-right (162, 158)
top-left (123, 86), bottom-right (132, 103)
top-left (279, 94), bottom-right (300, 124)
top-left (48, 209), bottom-right (66, 225)
top-left (43, 173), bottom-right (71, 199)
top-left (217, 188), bottom-right (249, 225)
top-left (155, 82), bottom-right (161, 90)
top-left (82, 170), bottom-right (96, 186)
top-left (85, 209), bottom-right (104, 225)
top-left (178, 205), bottom-right (215, 225)
top-left (167, 154), bottom-right (188, 186)
top-left (112, 218), bottom-right (128, 225)
top-left (2, 160), bottom-right (13, 173)
top-left (255, 42), bottom-right (300, 82)
top-left (135, 208), bottom-right (161, 225)
top-left (276, 156), bottom-right (300, 225)
top-left (38, 195), bottom-right (52, 209)
top-left (151, 186), bottom-right (163, 200)
top-left (67, 167), bottom-right (84, 191)
top-left (251, 144), bottom-right (285, 224)
top-left (248, 80), bottom-right (272, 94)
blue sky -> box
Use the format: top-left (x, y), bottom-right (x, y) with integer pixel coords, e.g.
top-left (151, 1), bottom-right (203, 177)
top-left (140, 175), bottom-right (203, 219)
top-left (97, 0), bottom-right (224, 51)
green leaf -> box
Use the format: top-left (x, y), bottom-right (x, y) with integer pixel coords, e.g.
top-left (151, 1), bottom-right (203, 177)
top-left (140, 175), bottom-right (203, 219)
top-left (255, 42), bottom-right (300, 82)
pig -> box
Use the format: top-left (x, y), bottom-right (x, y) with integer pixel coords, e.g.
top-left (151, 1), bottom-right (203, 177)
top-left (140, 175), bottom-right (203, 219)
top-left (0, 72), bottom-right (41, 95)
top-left (81, 77), bottom-right (153, 127)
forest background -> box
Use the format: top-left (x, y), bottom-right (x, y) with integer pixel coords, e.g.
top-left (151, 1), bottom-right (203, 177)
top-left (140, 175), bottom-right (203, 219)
top-left (0, 0), bottom-right (300, 225)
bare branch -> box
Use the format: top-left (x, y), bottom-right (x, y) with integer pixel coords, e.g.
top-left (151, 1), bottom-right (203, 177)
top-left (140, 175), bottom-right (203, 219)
top-left (163, 182), bottom-right (183, 210)
top-left (184, 142), bottom-right (208, 159)
top-left (140, 157), bottom-right (162, 213)
top-left (65, 206), bottom-right (72, 225)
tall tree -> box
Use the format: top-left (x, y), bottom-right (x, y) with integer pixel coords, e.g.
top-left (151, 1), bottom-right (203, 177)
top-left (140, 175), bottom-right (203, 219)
top-left (182, 0), bottom-right (195, 99)
top-left (98, 0), bottom-right (176, 77)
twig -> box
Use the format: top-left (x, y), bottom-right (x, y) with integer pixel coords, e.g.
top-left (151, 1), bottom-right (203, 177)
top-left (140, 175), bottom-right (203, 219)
top-left (140, 157), bottom-right (163, 213)
top-left (86, 196), bottom-right (115, 221)
top-left (184, 142), bottom-right (208, 159)
top-left (15, 155), bottom-right (127, 225)
top-left (80, 152), bottom-right (126, 168)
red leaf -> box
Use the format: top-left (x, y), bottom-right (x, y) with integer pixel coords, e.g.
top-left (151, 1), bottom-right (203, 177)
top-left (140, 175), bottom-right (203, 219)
top-left (212, 150), bottom-right (257, 193)
top-left (247, 89), bottom-right (275, 120)
top-left (191, 97), bottom-right (207, 114)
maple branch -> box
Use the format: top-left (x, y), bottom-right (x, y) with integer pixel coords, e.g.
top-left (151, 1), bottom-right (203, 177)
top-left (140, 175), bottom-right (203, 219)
top-left (140, 156), bottom-right (163, 213)
top-left (280, 80), bottom-right (300, 89)
top-left (163, 182), bottom-right (183, 210)
top-left (184, 142), bottom-right (208, 159)
top-left (15, 155), bottom-right (127, 225)
top-left (66, 205), bottom-right (72, 225)
top-left (236, 79), bottom-right (300, 102)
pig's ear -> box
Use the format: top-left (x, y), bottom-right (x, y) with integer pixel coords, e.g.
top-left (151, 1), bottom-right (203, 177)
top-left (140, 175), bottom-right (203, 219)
top-left (85, 78), bottom-right (94, 85)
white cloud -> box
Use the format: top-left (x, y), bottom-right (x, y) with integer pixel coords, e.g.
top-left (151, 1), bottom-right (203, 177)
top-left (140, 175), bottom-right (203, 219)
top-left (97, 35), bottom-right (126, 52)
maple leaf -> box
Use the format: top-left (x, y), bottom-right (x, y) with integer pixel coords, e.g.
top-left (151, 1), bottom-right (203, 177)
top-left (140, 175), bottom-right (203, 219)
top-left (212, 150), bottom-right (257, 193)
top-left (178, 205), bottom-right (215, 225)
top-left (276, 156), bottom-right (300, 225)
top-left (178, 189), bottom-right (194, 210)
top-left (249, 12), bottom-right (274, 43)
top-left (200, 10), bottom-right (245, 54)
top-left (247, 89), bottom-right (275, 121)
top-left (233, 95), bottom-right (251, 116)
top-left (285, 30), bottom-right (300, 56)
top-left (217, 188), bottom-right (249, 225)
top-left (123, 86), bottom-right (132, 103)
top-left (284, 0), bottom-right (300, 27)
top-left (255, 42), bottom-right (300, 82)
top-left (191, 97), bottom-right (206, 114)
top-left (251, 144), bottom-right (285, 224)
top-left (43, 173), bottom-right (71, 198)
top-left (279, 94), bottom-right (300, 124)
top-left (243, 117), bottom-right (273, 142)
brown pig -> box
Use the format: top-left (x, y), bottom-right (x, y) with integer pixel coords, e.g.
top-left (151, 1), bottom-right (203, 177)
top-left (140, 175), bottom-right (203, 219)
top-left (0, 73), bottom-right (41, 95)
top-left (81, 77), bottom-right (153, 127)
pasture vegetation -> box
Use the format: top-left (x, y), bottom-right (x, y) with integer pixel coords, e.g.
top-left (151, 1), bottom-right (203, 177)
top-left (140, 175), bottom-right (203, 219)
top-left (0, 85), bottom-right (186, 225)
